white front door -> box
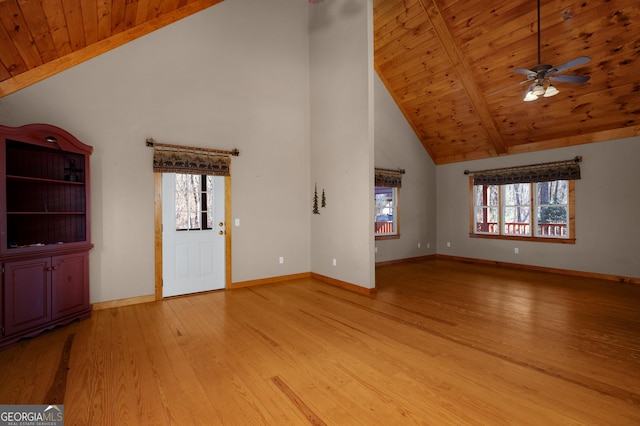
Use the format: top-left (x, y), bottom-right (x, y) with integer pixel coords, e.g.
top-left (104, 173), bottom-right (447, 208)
top-left (162, 173), bottom-right (226, 297)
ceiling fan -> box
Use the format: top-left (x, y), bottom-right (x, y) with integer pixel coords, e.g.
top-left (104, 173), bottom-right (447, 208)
top-left (495, 0), bottom-right (591, 101)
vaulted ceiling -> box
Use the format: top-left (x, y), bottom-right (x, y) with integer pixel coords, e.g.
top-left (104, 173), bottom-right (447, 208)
top-left (0, 0), bottom-right (224, 96)
top-left (374, 0), bottom-right (640, 164)
top-left (0, 0), bottom-right (638, 164)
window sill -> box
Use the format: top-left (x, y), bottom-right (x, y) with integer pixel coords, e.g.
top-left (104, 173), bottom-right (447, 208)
top-left (376, 234), bottom-right (400, 241)
top-left (469, 233), bottom-right (575, 244)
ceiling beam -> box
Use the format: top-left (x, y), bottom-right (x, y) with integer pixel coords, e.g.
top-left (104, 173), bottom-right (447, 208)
top-left (417, 0), bottom-right (508, 156)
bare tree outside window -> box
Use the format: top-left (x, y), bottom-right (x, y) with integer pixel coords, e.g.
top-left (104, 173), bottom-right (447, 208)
top-left (175, 174), bottom-right (214, 231)
top-left (536, 180), bottom-right (569, 237)
top-left (503, 183), bottom-right (531, 236)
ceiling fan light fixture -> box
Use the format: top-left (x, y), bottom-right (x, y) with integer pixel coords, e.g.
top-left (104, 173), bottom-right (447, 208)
top-left (543, 83), bottom-right (559, 97)
top-left (523, 84), bottom-right (539, 102)
top-left (531, 83), bottom-right (545, 96)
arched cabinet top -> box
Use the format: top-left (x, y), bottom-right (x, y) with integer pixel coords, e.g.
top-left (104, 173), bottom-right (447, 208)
top-left (0, 123), bottom-right (93, 155)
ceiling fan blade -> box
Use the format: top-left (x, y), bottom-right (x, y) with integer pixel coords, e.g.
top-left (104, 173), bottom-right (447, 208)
top-left (548, 56), bottom-right (591, 74)
top-left (488, 79), bottom-right (530, 96)
top-left (548, 74), bottom-right (590, 83)
top-left (512, 68), bottom-right (536, 77)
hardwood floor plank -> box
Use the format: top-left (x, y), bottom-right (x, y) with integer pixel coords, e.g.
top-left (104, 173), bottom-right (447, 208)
top-left (164, 295), bottom-right (275, 424)
top-left (85, 309), bottom-right (116, 425)
top-left (0, 328), bottom-right (64, 404)
top-left (43, 332), bottom-right (75, 403)
top-left (0, 259), bottom-right (638, 424)
top-left (0, 338), bottom-right (26, 398)
top-left (64, 312), bottom-right (98, 424)
top-left (117, 305), bottom-right (169, 424)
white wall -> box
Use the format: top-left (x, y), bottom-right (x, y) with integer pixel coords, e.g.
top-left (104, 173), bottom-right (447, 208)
top-left (309, 0), bottom-right (375, 288)
top-left (436, 137), bottom-right (640, 279)
top-left (373, 74), bottom-right (436, 263)
top-left (0, 0), bottom-right (313, 302)
top-left (1, 0), bottom-right (636, 304)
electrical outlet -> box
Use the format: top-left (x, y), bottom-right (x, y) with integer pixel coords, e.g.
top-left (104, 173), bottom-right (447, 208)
top-left (332, 258), bottom-right (337, 266)
top-left (427, 243), bottom-right (430, 249)
top-left (375, 247), bottom-right (378, 253)
top-left (279, 256), bottom-right (284, 264)
top-left (514, 248), bottom-right (519, 254)
top-left (234, 218), bottom-right (240, 226)
top-left (447, 242), bottom-right (451, 248)
top-left (418, 242), bottom-right (421, 248)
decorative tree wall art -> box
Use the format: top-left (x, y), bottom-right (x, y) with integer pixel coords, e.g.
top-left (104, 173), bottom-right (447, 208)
top-left (321, 189), bottom-right (326, 208)
top-left (313, 183), bottom-right (320, 214)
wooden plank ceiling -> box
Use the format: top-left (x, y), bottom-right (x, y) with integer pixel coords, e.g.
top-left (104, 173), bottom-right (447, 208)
top-left (0, 0), bottom-right (223, 97)
top-left (0, 0), bottom-right (638, 164)
top-left (374, 0), bottom-right (640, 164)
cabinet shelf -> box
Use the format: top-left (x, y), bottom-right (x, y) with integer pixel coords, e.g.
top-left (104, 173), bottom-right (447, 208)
top-left (7, 175), bottom-right (85, 185)
top-left (8, 211), bottom-right (86, 215)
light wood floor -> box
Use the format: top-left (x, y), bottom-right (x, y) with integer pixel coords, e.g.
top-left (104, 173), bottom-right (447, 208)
top-left (1, 259), bottom-right (639, 425)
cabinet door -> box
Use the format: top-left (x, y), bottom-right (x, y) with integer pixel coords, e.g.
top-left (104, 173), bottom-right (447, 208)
top-left (52, 252), bottom-right (89, 319)
top-left (4, 258), bottom-right (52, 335)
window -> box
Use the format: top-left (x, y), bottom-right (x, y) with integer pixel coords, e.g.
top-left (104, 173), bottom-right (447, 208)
top-left (375, 186), bottom-right (398, 238)
top-left (374, 167), bottom-right (404, 239)
top-left (473, 184), bottom-right (498, 234)
top-left (471, 179), bottom-right (574, 242)
top-left (175, 174), bottom-right (214, 231)
top-left (535, 180), bottom-right (570, 237)
top-left (503, 183), bottom-right (531, 236)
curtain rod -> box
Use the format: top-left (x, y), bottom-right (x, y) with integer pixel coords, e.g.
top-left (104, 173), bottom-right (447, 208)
top-left (464, 156), bottom-right (581, 175)
top-left (375, 167), bottom-right (405, 174)
top-left (146, 138), bottom-right (239, 156)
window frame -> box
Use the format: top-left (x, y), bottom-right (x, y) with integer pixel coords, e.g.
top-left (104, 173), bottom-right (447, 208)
top-left (469, 177), bottom-right (575, 244)
top-left (375, 186), bottom-right (400, 240)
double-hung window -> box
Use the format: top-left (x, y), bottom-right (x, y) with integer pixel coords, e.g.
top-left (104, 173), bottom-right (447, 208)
top-left (374, 167), bottom-right (404, 240)
top-left (375, 186), bottom-right (398, 237)
top-left (469, 158), bottom-right (580, 243)
top-left (503, 183), bottom-right (532, 236)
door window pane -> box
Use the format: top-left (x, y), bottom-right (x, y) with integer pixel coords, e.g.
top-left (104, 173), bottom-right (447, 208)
top-left (175, 174), bottom-right (213, 231)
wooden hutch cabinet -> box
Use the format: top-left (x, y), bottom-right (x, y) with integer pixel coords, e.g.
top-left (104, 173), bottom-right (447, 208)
top-left (0, 123), bottom-right (93, 350)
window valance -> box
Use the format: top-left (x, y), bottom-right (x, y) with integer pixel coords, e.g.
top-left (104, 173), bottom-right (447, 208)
top-left (148, 138), bottom-right (238, 176)
top-left (375, 167), bottom-right (405, 188)
top-left (465, 157), bottom-right (581, 185)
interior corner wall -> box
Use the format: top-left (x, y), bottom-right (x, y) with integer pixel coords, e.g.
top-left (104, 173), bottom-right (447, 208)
top-left (0, 0), bottom-right (312, 302)
top-left (435, 137), bottom-right (640, 279)
top-left (373, 73), bottom-right (437, 263)
top-left (309, 0), bottom-right (375, 288)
